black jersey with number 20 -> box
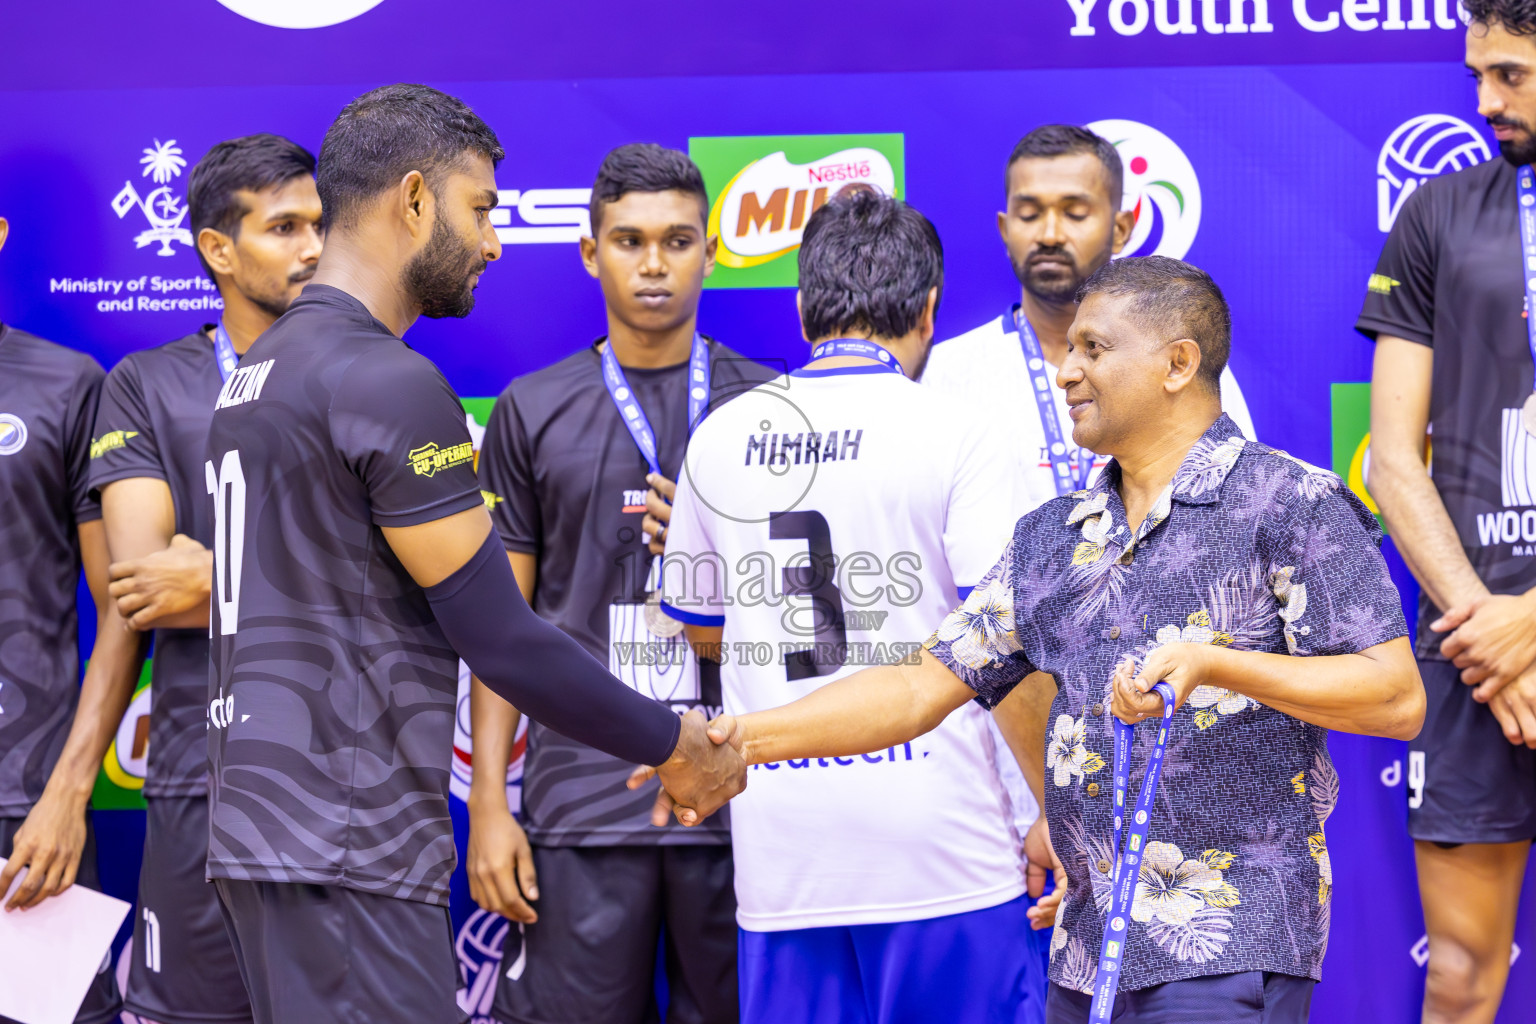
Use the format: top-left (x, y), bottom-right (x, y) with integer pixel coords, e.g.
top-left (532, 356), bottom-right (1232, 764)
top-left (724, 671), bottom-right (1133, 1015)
top-left (204, 285), bottom-right (485, 907)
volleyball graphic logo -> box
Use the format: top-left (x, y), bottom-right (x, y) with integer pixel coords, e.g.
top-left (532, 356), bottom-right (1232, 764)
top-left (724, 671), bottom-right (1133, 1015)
top-left (1087, 119), bottom-right (1202, 261)
top-left (456, 909), bottom-right (512, 1023)
top-left (1377, 115), bottom-right (1489, 233)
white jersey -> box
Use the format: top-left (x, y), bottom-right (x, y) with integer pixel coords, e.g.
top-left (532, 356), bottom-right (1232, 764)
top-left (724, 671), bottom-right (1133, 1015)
top-left (660, 363), bottom-right (1026, 931)
top-left (924, 313), bottom-right (1257, 513)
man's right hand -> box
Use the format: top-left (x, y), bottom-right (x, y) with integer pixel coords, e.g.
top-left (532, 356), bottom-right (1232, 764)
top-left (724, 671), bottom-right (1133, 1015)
top-left (631, 710), bottom-right (746, 827)
top-left (466, 801), bottom-right (539, 923)
top-left (1023, 816), bottom-right (1066, 931)
top-left (0, 787), bottom-right (88, 911)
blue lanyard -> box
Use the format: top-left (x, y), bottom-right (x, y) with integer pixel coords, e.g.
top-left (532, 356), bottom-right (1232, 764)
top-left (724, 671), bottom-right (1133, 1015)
top-left (1515, 169), bottom-right (1536, 391)
top-left (212, 323), bottom-right (238, 383)
top-left (600, 333), bottom-right (712, 478)
top-left (808, 338), bottom-right (906, 376)
top-left (1090, 681), bottom-right (1177, 1024)
top-left (1005, 306), bottom-right (1095, 496)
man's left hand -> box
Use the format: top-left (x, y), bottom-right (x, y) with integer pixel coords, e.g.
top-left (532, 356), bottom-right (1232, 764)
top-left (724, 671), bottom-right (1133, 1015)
top-left (641, 473), bottom-right (676, 556)
top-left (1433, 591), bottom-right (1536, 701)
top-left (108, 533), bottom-right (212, 630)
top-left (1111, 644), bottom-right (1213, 724)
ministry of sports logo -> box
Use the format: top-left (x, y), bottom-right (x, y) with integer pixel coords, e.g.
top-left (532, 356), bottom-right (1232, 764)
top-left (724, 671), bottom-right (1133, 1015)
top-left (111, 140), bottom-right (195, 257)
top-left (1378, 114), bottom-right (1490, 233)
top-left (1087, 119), bottom-right (1201, 261)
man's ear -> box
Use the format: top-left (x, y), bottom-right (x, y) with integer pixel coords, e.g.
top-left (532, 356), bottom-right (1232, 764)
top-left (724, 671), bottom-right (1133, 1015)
top-left (795, 291), bottom-right (809, 343)
top-left (1110, 207), bottom-right (1134, 256)
top-left (702, 233), bottom-right (718, 279)
top-left (920, 286), bottom-right (940, 343)
top-left (1165, 338), bottom-right (1204, 394)
top-left (197, 227), bottom-right (235, 279)
top-left (579, 235), bottom-right (600, 279)
top-left (400, 170), bottom-right (430, 240)
top-left (996, 209), bottom-right (1009, 247)
top-left (0, 217), bottom-right (9, 254)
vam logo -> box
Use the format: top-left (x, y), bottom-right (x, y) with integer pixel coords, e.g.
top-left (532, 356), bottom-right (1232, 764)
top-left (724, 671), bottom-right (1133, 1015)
top-left (690, 134), bottom-right (905, 288)
top-left (0, 414), bottom-right (27, 456)
top-left (111, 140), bottom-right (195, 257)
top-left (213, 0), bottom-right (386, 29)
top-left (1378, 115), bottom-right (1489, 233)
top-left (1087, 119), bottom-right (1201, 260)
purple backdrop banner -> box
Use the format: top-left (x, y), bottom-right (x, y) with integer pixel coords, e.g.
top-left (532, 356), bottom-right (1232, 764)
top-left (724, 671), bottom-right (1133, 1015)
top-left (2, 3), bottom-right (1530, 1022)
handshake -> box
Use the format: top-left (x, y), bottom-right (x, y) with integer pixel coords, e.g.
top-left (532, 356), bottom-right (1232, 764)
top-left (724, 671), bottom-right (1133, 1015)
top-left (628, 710), bottom-right (749, 827)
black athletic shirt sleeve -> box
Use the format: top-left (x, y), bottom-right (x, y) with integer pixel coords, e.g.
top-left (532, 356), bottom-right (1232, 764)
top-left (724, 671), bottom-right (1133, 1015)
top-left (329, 349), bottom-right (484, 527)
top-left (1357, 182), bottom-right (1438, 347)
top-left (89, 356), bottom-right (167, 492)
top-left (478, 391), bottom-right (539, 554)
top-left (424, 531), bottom-right (681, 766)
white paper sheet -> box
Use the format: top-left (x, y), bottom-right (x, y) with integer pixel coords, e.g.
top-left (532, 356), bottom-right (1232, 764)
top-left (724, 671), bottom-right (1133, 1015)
top-left (0, 860), bottom-right (130, 1024)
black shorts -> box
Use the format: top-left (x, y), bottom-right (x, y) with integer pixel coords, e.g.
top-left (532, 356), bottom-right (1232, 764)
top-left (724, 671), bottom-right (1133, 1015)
top-left (0, 812), bottom-right (122, 1024)
top-left (127, 796), bottom-right (253, 1024)
top-left (492, 844), bottom-right (737, 1024)
top-left (1045, 972), bottom-right (1313, 1023)
top-left (1408, 658), bottom-right (1536, 844)
top-left (214, 877), bottom-right (464, 1024)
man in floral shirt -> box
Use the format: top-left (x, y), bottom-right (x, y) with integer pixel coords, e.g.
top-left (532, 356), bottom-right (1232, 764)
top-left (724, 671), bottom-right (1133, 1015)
top-left (645, 255), bottom-right (1424, 1023)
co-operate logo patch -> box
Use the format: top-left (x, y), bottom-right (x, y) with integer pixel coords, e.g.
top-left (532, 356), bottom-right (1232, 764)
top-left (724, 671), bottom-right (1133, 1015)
top-left (213, 0), bottom-right (386, 29)
top-left (1378, 114), bottom-right (1488, 233)
top-left (1087, 119), bottom-right (1201, 261)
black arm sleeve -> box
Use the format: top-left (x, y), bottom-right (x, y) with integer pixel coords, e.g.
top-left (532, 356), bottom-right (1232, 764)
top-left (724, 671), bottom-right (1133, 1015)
top-left (424, 531), bottom-right (682, 766)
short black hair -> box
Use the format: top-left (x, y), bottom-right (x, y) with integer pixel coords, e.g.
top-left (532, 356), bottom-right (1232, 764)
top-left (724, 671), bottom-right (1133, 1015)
top-left (188, 134), bottom-right (316, 279)
top-left (1464, 0), bottom-right (1536, 33)
top-left (797, 189), bottom-right (943, 342)
top-left (1006, 124), bottom-right (1124, 209)
top-left (1075, 255), bottom-right (1230, 391)
top-left (317, 83), bottom-right (504, 232)
top-left (589, 143), bottom-right (709, 233)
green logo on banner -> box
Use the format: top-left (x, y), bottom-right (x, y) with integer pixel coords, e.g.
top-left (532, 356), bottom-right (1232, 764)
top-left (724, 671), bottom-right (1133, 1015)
top-left (689, 133), bottom-right (906, 289)
top-left (1330, 382), bottom-right (1382, 526)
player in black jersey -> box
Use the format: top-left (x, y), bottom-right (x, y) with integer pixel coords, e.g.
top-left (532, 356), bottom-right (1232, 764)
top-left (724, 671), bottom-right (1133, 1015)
top-left (202, 85), bottom-right (744, 1024)
top-left (82, 135), bottom-right (320, 1024)
top-left (471, 144), bottom-right (771, 1024)
top-left (0, 214), bottom-right (141, 1024)
top-left (1362, 6), bottom-right (1536, 1020)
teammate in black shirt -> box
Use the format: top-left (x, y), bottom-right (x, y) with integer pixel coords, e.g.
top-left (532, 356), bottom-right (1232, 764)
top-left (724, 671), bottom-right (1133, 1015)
top-left (1360, 7), bottom-right (1536, 1019)
top-left (87, 134), bottom-right (323, 1024)
top-left (0, 214), bottom-right (141, 1024)
top-left (202, 85), bottom-right (744, 1024)
top-left (471, 144), bottom-right (772, 1024)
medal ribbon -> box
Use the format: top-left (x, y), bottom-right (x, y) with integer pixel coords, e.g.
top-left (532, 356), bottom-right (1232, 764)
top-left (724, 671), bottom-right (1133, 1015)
top-left (1089, 680), bottom-right (1177, 1024)
top-left (213, 323), bottom-right (238, 384)
top-left (600, 333), bottom-right (712, 478)
top-left (1005, 306), bottom-right (1095, 496)
top-left (1516, 168), bottom-right (1536, 395)
top-left (808, 338), bottom-right (907, 376)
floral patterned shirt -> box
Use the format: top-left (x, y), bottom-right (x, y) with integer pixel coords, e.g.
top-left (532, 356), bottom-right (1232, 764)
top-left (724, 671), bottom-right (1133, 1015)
top-left (924, 414), bottom-right (1406, 991)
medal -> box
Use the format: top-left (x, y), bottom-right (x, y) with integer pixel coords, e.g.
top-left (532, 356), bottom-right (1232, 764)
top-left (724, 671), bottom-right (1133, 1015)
top-left (1524, 392), bottom-right (1536, 437)
top-left (644, 590), bottom-right (684, 639)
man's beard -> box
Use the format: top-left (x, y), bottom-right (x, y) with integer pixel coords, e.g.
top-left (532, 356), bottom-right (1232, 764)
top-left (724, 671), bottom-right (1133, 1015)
top-left (1013, 246), bottom-right (1090, 306)
top-left (405, 216), bottom-right (485, 320)
top-left (1492, 115), bottom-right (1536, 166)
top-left (245, 268), bottom-right (314, 321)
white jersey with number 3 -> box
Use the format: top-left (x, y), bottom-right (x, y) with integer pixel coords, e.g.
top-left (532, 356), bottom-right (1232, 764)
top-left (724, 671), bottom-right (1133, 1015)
top-left (660, 363), bottom-right (1027, 931)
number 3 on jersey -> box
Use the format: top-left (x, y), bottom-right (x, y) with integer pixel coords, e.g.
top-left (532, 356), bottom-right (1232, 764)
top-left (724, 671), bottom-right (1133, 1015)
top-left (206, 450), bottom-right (247, 635)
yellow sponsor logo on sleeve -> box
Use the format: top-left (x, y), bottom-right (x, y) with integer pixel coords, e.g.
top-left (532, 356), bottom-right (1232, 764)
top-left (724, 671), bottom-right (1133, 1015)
top-left (482, 489), bottom-right (504, 510)
top-left (408, 440), bottom-right (475, 477)
top-left (90, 429), bottom-right (140, 459)
top-left (1367, 273), bottom-right (1400, 296)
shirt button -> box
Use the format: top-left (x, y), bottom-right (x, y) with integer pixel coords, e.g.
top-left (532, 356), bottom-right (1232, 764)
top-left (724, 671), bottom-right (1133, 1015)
top-left (1096, 858), bottom-right (1112, 876)
top-left (1091, 702), bottom-right (1104, 717)
top-left (1109, 626), bottom-right (1121, 640)
top-left (1086, 782), bottom-right (1101, 797)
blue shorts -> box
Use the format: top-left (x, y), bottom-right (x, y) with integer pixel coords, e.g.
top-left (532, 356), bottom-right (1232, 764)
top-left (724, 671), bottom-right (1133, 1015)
top-left (738, 895), bottom-right (1047, 1024)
